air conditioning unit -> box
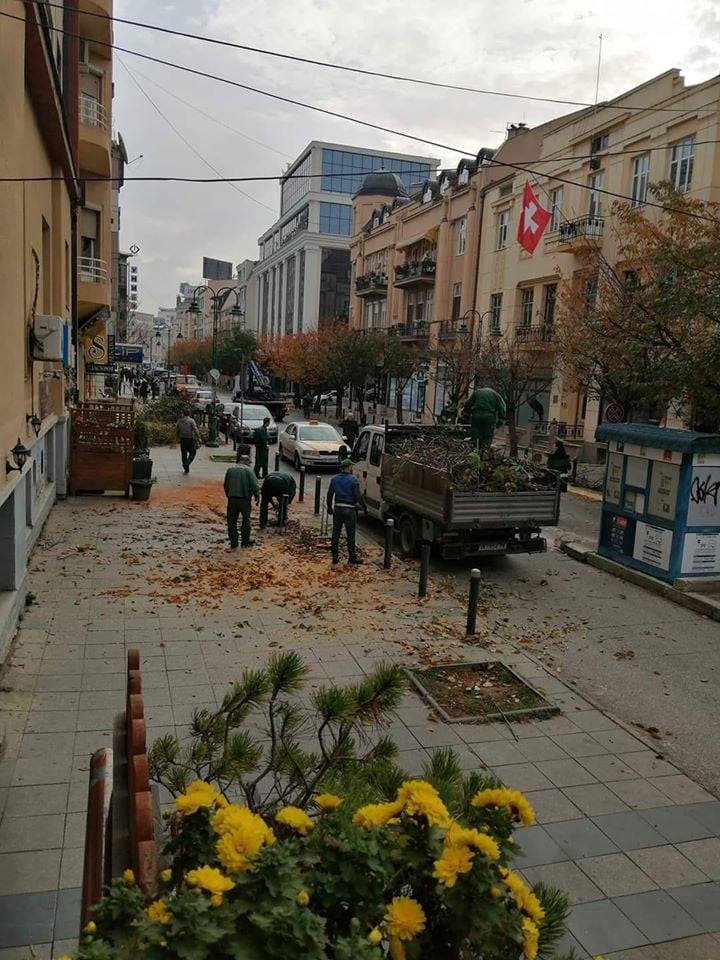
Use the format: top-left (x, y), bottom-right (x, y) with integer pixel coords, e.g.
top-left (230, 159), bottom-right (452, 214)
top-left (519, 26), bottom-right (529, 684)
top-left (33, 315), bottom-right (64, 361)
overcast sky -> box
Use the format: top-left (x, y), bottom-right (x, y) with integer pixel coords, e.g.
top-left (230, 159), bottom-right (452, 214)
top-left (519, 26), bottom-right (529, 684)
top-left (113, 0), bottom-right (720, 316)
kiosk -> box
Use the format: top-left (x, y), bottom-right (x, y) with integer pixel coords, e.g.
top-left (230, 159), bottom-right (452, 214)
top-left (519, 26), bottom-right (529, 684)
top-left (596, 423), bottom-right (720, 584)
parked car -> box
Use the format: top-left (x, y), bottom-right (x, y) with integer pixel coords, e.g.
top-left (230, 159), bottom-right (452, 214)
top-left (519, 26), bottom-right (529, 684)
top-left (279, 421), bottom-right (345, 470)
top-left (195, 389), bottom-right (215, 407)
top-left (227, 403), bottom-right (278, 445)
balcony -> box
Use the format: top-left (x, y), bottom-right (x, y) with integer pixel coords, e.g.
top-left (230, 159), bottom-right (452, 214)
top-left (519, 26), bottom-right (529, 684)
top-left (553, 215), bottom-right (604, 251)
top-left (355, 273), bottom-right (388, 298)
top-left (393, 259), bottom-right (436, 288)
top-left (78, 257), bottom-right (110, 318)
top-left (515, 324), bottom-right (555, 346)
top-left (389, 321), bottom-right (430, 341)
top-left (79, 94), bottom-right (111, 175)
top-left (79, 0), bottom-right (113, 44)
top-left (80, 92), bottom-right (107, 130)
top-left (438, 320), bottom-right (458, 339)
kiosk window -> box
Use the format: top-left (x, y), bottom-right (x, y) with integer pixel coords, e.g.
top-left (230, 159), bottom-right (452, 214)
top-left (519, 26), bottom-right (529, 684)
top-left (369, 434), bottom-right (385, 467)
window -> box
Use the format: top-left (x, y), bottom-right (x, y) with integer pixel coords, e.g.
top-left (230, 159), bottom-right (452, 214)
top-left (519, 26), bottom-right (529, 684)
top-left (365, 299), bottom-right (386, 330)
top-left (669, 137), bottom-right (694, 193)
top-left (285, 255), bottom-right (295, 334)
top-left (489, 292), bottom-right (502, 334)
top-left (496, 210), bottom-right (509, 249)
top-left (520, 287), bottom-right (534, 328)
top-left (321, 149), bottom-right (432, 195)
top-left (542, 283), bottom-right (557, 325)
top-left (451, 282), bottom-right (462, 320)
top-left (585, 276), bottom-right (598, 308)
top-left (297, 250), bottom-right (305, 332)
top-left (369, 433), bottom-right (385, 467)
top-left (79, 207), bottom-right (99, 265)
top-left (354, 430), bottom-right (371, 462)
top-left (319, 202), bottom-right (352, 236)
top-left (281, 152), bottom-right (312, 214)
top-left (630, 153), bottom-right (650, 206)
top-left (549, 186), bottom-right (563, 232)
top-left (588, 172), bottom-right (603, 219)
top-left (591, 131), bottom-right (609, 154)
top-left (455, 217), bottom-right (467, 255)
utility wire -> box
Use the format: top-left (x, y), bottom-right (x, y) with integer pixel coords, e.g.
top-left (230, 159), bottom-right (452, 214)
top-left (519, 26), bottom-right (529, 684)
top-left (5, 11), bottom-right (720, 223)
top-left (26, 0), bottom-right (702, 115)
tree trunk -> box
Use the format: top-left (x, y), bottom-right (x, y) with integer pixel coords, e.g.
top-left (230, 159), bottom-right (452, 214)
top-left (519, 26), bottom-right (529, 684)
top-left (396, 388), bottom-right (403, 424)
top-left (507, 408), bottom-right (519, 459)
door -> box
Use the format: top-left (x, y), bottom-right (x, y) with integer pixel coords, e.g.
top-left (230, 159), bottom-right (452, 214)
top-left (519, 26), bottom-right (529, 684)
top-left (365, 431), bottom-right (385, 513)
top-left (282, 424), bottom-right (296, 459)
top-left (350, 429), bottom-right (372, 506)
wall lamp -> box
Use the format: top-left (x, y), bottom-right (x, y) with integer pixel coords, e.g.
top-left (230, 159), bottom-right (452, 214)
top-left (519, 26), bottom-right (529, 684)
top-left (6, 439), bottom-right (31, 475)
top-left (26, 413), bottom-right (42, 437)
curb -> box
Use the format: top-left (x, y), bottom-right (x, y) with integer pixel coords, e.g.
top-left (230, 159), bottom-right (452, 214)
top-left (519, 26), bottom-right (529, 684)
top-left (560, 542), bottom-right (720, 621)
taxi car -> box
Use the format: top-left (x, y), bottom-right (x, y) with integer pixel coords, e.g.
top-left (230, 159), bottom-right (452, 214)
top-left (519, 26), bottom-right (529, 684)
top-left (279, 421), bottom-right (346, 470)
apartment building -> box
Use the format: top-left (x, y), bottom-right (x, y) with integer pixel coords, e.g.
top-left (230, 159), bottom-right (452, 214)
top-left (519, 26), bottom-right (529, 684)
top-left (256, 142), bottom-right (439, 338)
top-left (226, 259), bottom-right (260, 335)
top-left (0, 0), bottom-right (83, 651)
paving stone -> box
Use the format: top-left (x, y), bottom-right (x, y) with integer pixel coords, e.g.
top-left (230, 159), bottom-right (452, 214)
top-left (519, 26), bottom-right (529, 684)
top-left (472, 740), bottom-right (526, 766)
top-left (536, 758), bottom-right (599, 787)
top-left (0, 815), bottom-right (65, 853)
top-left (24, 712), bottom-right (77, 735)
top-left (620, 752), bottom-right (679, 779)
top-left (656, 933), bottom-right (720, 960)
top-left (680, 802), bottom-right (720, 835)
top-left (674, 839), bottom-right (720, 880)
top-left (578, 852), bottom-right (658, 896)
top-left (613, 890), bottom-right (703, 942)
top-left (18, 733), bottom-right (75, 761)
top-left (11, 758), bottom-right (73, 788)
top-left (639, 807), bottom-right (713, 844)
top-left (566, 899), bottom-right (648, 954)
top-left (3, 785), bottom-right (68, 818)
top-left (545, 818), bottom-right (619, 859)
top-left (553, 930), bottom-right (591, 959)
top-left (54, 887), bottom-right (81, 941)
top-left (668, 884), bottom-right (720, 933)
top-left (513, 825), bottom-right (568, 867)
top-left (592, 811), bottom-right (668, 851)
top-left (569, 709), bottom-right (619, 733)
top-left (565, 783), bottom-right (631, 816)
top-left (628, 846), bottom-right (707, 888)
top-left (581, 754), bottom-right (642, 782)
top-left (553, 732), bottom-right (610, 757)
top-left (516, 736), bottom-right (569, 762)
top-left (0, 945), bottom-right (51, 960)
top-left (63, 813), bottom-right (86, 849)
top-left (404, 723), bottom-right (463, 748)
top-left (522, 860), bottom-right (603, 904)
top-left (489, 762), bottom-right (554, 792)
top-left (532, 715), bottom-right (582, 736)
top-left (647, 776), bottom-right (716, 805)
top-left (593, 729), bottom-right (648, 753)
top-left (0, 891), bottom-right (56, 949)
top-left (0, 851), bottom-right (61, 895)
top-left (524, 788), bottom-right (584, 823)
top-left (609, 780), bottom-right (677, 810)
top-left (59, 848), bottom-right (84, 889)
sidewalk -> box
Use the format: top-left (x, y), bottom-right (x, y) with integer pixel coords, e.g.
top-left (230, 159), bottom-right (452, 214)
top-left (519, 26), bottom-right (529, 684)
top-left (0, 443), bottom-right (718, 959)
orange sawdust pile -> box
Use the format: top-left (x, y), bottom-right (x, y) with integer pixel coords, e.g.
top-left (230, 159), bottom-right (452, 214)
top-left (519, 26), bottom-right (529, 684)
top-left (148, 481), bottom-right (226, 511)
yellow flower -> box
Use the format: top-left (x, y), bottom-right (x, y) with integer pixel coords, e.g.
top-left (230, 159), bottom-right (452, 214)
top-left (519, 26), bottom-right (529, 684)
top-left (368, 927), bottom-right (383, 945)
top-left (471, 788), bottom-right (535, 826)
top-left (444, 823), bottom-right (500, 860)
top-left (185, 866), bottom-right (235, 896)
top-left (147, 900), bottom-right (172, 925)
top-left (353, 800), bottom-right (404, 828)
top-left (161, 868), bottom-right (172, 882)
top-left (174, 780), bottom-right (222, 816)
top-left (315, 792), bottom-right (343, 811)
top-left (296, 889), bottom-right (310, 906)
top-left (57, 956), bottom-right (73, 960)
top-left (122, 869), bottom-right (135, 884)
top-left (490, 885), bottom-right (502, 898)
top-left (83, 921), bottom-right (97, 935)
top-left (503, 871), bottom-right (545, 924)
top-left (211, 805), bottom-right (275, 844)
top-left (522, 917), bottom-right (539, 960)
top-left (396, 780), bottom-right (452, 828)
top-left (275, 805), bottom-right (314, 836)
top-left (384, 896), bottom-right (426, 941)
top-left (210, 893), bottom-right (223, 907)
top-left (432, 844), bottom-right (475, 887)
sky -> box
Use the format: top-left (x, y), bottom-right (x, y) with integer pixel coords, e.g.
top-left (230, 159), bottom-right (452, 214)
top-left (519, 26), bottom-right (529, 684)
top-left (112, 0), bottom-right (720, 315)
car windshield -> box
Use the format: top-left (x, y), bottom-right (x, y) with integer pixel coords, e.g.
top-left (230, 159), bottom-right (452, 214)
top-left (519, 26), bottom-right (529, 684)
top-left (241, 406), bottom-right (272, 420)
top-left (299, 426), bottom-right (340, 441)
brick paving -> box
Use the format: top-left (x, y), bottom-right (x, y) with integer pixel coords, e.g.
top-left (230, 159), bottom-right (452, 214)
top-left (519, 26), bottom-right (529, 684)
top-left (0, 443), bottom-right (718, 959)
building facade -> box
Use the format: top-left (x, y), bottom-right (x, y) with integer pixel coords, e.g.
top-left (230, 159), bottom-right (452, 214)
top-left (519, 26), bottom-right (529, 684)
top-left (256, 142), bottom-right (439, 339)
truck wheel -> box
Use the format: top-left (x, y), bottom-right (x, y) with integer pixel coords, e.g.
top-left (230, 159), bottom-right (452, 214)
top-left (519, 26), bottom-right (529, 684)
top-left (398, 514), bottom-right (420, 557)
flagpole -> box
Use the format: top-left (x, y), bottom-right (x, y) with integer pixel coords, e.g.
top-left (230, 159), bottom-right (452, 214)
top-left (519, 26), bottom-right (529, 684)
top-left (594, 34), bottom-right (603, 105)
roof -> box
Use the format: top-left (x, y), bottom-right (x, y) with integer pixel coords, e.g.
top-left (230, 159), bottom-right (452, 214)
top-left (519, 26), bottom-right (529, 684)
top-left (354, 170), bottom-right (409, 199)
top-left (595, 422), bottom-right (720, 453)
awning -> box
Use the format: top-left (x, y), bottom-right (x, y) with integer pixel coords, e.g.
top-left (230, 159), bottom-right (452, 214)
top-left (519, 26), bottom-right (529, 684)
top-left (396, 226), bottom-right (438, 251)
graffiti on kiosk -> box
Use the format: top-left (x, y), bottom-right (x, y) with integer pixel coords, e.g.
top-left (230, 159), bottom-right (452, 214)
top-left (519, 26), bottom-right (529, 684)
top-left (690, 473), bottom-right (720, 508)
top-left (688, 467), bottom-right (720, 526)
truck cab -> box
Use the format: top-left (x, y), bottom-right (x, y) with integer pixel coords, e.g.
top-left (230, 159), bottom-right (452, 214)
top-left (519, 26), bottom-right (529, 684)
top-left (350, 426), bottom-right (386, 519)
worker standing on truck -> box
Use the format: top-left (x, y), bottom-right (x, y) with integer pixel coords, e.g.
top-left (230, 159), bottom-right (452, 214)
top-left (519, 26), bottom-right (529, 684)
top-left (326, 459), bottom-right (367, 566)
top-left (253, 417), bottom-right (271, 479)
top-left (259, 470), bottom-right (297, 528)
top-left (465, 386), bottom-right (506, 449)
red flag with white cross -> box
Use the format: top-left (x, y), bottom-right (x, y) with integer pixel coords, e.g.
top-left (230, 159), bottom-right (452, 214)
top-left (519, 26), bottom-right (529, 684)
top-left (517, 181), bottom-right (551, 254)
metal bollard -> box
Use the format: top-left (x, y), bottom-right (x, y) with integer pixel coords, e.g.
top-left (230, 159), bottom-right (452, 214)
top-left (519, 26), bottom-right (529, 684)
top-left (274, 451), bottom-right (280, 471)
top-left (279, 493), bottom-right (289, 531)
top-left (418, 541), bottom-right (430, 598)
top-left (299, 466), bottom-right (306, 502)
top-left (314, 476), bottom-right (322, 515)
top-left (466, 568), bottom-right (482, 635)
top-left (383, 518), bottom-right (394, 570)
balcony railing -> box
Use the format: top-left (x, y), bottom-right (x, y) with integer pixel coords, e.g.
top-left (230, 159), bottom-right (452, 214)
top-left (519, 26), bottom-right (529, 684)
top-left (515, 324), bottom-right (554, 344)
top-left (438, 320), bottom-right (458, 339)
top-left (79, 93), bottom-right (107, 130)
top-left (355, 273), bottom-right (388, 297)
top-left (556, 215), bottom-right (604, 244)
top-left (79, 257), bottom-right (108, 283)
top-left (389, 321), bottom-right (430, 340)
top-left (393, 259), bottom-right (436, 287)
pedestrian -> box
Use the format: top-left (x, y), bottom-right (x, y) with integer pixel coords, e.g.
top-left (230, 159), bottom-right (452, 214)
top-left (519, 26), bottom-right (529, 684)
top-left (326, 458), bottom-right (367, 566)
top-left (151, 380), bottom-right (160, 400)
top-left (223, 447), bottom-right (259, 549)
top-left (547, 439), bottom-right (571, 475)
top-left (253, 416), bottom-right (271, 479)
top-left (259, 470), bottom-right (297, 528)
top-left (302, 391), bottom-right (313, 417)
top-left (176, 408), bottom-right (201, 474)
top-left (139, 380), bottom-right (149, 401)
top-left (464, 386), bottom-right (506, 450)
top-left (340, 411), bottom-right (359, 448)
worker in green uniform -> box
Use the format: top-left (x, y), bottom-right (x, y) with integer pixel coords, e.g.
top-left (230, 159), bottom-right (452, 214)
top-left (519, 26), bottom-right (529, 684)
top-left (465, 386), bottom-right (506, 449)
top-left (223, 447), bottom-right (260, 549)
top-left (253, 416), bottom-right (271, 479)
top-left (259, 471), bottom-right (297, 528)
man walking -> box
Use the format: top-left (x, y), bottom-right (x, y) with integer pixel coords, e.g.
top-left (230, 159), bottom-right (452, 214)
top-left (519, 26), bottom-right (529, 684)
top-left (340, 411), bottom-right (359, 449)
top-left (223, 448), bottom-right (259, 549)
top-left (259, 470), bottom-right (297, 528)
top-left (326, 459), bottom-right (367, 566)
top-left (464, 386), bottom-right (506, 450)
top-left (253, 416), bottom-right (271, 479)
top-left (177, 409), bottom-right (201, 474)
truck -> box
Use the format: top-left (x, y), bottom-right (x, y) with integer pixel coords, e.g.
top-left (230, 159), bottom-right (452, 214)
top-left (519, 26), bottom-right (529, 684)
top-left (350, 424), bottom-right (561, 559)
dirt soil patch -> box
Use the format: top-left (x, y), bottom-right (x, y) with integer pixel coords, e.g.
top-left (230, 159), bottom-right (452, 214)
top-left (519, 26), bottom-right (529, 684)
top-left (408, 661), bottom-right (555, 721)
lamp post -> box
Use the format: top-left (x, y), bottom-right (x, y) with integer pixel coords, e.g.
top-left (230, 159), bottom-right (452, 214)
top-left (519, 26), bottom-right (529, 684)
top-left (188, 284), bottom-right (242, 370)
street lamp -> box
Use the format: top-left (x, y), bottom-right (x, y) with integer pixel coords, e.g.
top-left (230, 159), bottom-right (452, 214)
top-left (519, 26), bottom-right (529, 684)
top-left (6, 439), bottom-right (31, 475)
top-left (189, 284), bottom-right (243, 369)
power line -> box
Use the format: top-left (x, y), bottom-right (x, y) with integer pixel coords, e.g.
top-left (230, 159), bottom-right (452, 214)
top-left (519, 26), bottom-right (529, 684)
top-left (5, 11), bottom-right (720, 223)
top-left (27, 0), bottom-right (702, 116)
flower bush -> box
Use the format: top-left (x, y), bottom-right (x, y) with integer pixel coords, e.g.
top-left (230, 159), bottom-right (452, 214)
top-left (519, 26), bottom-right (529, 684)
top-left (68, 774), bottom-right (573, 960)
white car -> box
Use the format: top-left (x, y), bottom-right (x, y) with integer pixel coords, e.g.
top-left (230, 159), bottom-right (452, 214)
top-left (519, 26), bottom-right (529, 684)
top-left (280, 421), bottom-right (346, 470)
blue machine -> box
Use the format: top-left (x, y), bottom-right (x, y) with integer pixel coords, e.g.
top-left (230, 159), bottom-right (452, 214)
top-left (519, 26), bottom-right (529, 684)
top-left (596, 423), bottom-right (720, 582)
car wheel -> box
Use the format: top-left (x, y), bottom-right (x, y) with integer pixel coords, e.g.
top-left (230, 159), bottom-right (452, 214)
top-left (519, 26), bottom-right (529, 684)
top-left (398, 513), bottom-right (420, 557)
top-left (293, 452), bottom-right (301, 471)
